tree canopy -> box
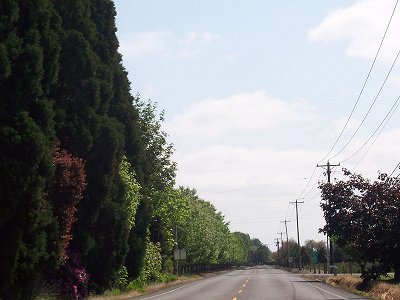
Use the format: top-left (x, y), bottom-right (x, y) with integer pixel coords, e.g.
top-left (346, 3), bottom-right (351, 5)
top-left (320, 169), bottom-right (400, 282)
top-left (0, 1), bottom-right (268, 298)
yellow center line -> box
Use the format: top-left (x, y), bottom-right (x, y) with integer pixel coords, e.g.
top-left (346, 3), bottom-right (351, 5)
top-left (238, 289), bottom-right (242, 293)
top-left (233, 298), bottom-right (237, 300)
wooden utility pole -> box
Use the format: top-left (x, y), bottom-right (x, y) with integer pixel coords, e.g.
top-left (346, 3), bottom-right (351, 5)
top-left (290, 199), bottom-right (304, 270)
top-left (275, 238), bottom-right (280, 263)
top-left (277, 232), bottom-right (284, 266)
top-left (281, 220), bottom-right (290, 268)
top-left (277, 232), bottom-right (284, 245)
top-left (317, 161), bottom-right (340, 273)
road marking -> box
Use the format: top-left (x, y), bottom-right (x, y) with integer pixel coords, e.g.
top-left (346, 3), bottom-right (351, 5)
top-left (243, 283), bottom-right (246, 287)
top-left (296, 277), bottom-right (348, 300)
top-left (238, 289), bottom-right (242, 293)
top-left (308, 283), bottom-right (348, 300)
top-left (137, 283), bottom-right (193, 299)
top-left (232, 298), bottom-right (237, 300)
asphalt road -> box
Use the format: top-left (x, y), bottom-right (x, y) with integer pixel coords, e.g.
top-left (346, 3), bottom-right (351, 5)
top-left (132, 266), bottom-right (370, 300)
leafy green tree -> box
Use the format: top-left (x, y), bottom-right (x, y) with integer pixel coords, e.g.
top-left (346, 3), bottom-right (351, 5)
top-left (125, 97), bottom-right (177, 277)
top-left (133, 97), bottom-right (176, 191)
top-left (119, 155), bottom-right (141, 230)
top-left (150, 187), bottom-right (190, 271)
top-left (226, 233), bottom-right (248, 265)
top-left (179, 188), bottom-right (230, 265)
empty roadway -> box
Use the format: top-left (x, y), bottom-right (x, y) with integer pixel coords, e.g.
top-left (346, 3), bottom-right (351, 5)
top-left (132, 266), bottom-right (369, 300)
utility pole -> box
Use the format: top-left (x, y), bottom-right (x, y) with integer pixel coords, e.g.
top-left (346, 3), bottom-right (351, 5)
top-left (275, 238), bottom-right (280, 264)
top-left (290, 199), bottom-right (304, 270)
top-left (277, 232), bottom-right (284, 246)
top-left (277, 232), bottom-right (284, 267)
top-left (281, 220), bottom-right (290, 268)
top-left (317, 161), bottom-right (340, 273)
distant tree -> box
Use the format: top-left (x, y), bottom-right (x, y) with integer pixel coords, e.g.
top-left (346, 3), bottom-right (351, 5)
top-left (304, 239), bottom-right (327, 264)
top-left (178, 188), bottom-right (230, 265)
top-left (249, 245), bottom-right (271, 265)
top-left (227, 233), bottom-right (248, 265)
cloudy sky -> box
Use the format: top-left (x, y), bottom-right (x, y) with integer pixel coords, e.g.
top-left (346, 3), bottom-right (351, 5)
top-left (114, 0), bottom-right (400, 250)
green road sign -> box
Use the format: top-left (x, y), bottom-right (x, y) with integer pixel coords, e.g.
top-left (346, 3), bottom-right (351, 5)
top-left (311, 249), bottom-right (318, 264)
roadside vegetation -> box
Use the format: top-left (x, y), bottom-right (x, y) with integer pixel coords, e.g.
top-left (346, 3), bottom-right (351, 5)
top-left (307, 275), bottom-right (400, 300)
top-left (0, 1), bottom-right (272, 299)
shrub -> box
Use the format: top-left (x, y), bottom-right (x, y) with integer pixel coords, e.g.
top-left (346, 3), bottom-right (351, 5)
top-left (57, 250), bottom-right (89, 300)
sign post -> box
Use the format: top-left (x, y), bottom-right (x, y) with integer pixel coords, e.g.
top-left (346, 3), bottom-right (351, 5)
top-left (174, 249), bottom-right (186, 275)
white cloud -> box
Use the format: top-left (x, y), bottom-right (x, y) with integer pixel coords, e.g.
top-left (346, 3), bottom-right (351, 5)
top-left (119, 30), bottom-right (222, 59)
top-left (179, 31), bottom-right (222, 46)
top-left (309, 0), bottom-right (400, 63)
top-left (168, 90), bottom-right (400, 245)
top-left (175, 145), bottom-right (319, 194)
top-left (119, 30), bottom-right (169, 57)
top-left (176, 31), bottom-right (222, 59)
top-left (165, 90), bottom-right (320, 141)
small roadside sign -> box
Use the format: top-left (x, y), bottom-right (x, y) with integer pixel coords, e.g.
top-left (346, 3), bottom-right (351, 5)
top-left (311, 248), bottom-right (318, 264)
top-left (174, 249), bottom-right (186, 260)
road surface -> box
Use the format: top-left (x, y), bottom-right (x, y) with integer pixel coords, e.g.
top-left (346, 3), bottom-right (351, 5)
top-left (132, 266), bottom-right (369, 300)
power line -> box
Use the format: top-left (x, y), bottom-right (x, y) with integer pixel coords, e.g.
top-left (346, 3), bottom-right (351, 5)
top-left (388, 161), bottom-right (400, 178)
top-left (352, 97), bottom-right (400, 171)
top-left (302, 171), bottom-right (324, 200)
top-left (318, 0), bottom-right (399, 164)
top-left (204, 177), bottom-right (307, 195)
top-left (340, 94), bottom-right (400, 164)
top-left (329, 48), bottom-right (400, 161)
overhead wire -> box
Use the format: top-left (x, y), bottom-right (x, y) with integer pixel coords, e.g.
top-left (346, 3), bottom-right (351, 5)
top-left (329, 47), bottom-right (400, 161)
top-left (340, 94), bottom-right (400, 164)
top-left (352, 97), bottom-right (400, 171)
top-left (279, 0), bottom-right (399, 242)
top-left (318, 0), bottom-right (399, 164)
top-left (388, 161), bottom-right (400, 178)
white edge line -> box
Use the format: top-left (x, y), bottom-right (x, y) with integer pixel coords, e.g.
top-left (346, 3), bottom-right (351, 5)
top-left (298, 277), bottom-right (348, 300)
top-left (297, 276), bottom-right (348, 300)
top-left (136, 283), bottom-right (193, 300)
top-left (307, 282), bottom-right (348, 300)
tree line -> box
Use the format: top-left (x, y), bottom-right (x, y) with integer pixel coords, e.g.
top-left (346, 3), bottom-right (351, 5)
top-left (0, 1), bottom-right (270, 299)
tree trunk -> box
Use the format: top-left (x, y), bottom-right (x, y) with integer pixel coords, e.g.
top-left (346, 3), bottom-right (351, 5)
top-left (394, 265), bottom-right (400, 282)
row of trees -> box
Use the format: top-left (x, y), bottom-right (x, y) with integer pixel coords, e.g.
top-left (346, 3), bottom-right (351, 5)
top-left (319, 168), bottom-right (400, 282)
top-left (274, 238), bottom-right (349, 269)
top-left (0, 1), bottom-right (270, 298)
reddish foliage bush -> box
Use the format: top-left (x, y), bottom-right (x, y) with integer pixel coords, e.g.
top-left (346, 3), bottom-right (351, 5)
top-left (52, 147), bottom-right (87, 263)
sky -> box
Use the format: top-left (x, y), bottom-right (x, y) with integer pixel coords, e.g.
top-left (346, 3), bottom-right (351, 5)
top-left (113, 0), bottom-right (400, 251)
